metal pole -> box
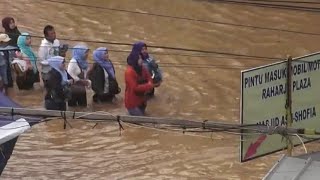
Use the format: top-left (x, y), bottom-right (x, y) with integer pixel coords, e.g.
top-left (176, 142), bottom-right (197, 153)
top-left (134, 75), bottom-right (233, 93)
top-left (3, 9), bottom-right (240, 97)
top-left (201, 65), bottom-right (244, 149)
top-left (1, 107), bottom-right (319, 136)
top-left (286, 55), bottom-right (293, 156)
top-left (0, 107), bottom-right (268, 132)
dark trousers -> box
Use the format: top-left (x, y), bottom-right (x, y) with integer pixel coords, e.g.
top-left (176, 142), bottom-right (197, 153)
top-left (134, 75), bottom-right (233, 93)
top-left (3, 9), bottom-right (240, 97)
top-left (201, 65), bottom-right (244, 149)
top-left (6, 59), bottom-right (13, 88)
top-left (45, 99), bottom-right (67, 111)
top-left (93, 93), bottom-right (114, 103)
top-left (127, 104), bottom-right (147, 116)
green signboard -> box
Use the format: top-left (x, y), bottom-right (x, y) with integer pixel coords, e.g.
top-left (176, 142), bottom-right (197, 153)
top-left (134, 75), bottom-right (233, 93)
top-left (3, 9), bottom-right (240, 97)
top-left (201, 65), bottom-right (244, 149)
top-left (240, 52), bottom-right (320, 162)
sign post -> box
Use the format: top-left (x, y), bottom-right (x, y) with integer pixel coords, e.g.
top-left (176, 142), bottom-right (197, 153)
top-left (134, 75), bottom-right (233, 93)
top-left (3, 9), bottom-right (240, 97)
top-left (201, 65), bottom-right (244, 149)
top-left (286, 56), bottom-right (293, 157)
top-left (240, 52), bottom-right (320, 162)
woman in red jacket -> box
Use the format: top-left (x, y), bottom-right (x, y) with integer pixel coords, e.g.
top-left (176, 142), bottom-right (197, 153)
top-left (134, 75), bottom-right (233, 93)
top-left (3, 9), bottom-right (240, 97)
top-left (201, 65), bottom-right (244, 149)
top-left (125, 49), bottom-right (158, 116)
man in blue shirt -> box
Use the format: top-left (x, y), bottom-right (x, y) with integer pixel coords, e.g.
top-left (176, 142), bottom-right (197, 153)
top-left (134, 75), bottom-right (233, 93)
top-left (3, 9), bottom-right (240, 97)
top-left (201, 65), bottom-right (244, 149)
top-left (0, 34), bottom-right (18, 95)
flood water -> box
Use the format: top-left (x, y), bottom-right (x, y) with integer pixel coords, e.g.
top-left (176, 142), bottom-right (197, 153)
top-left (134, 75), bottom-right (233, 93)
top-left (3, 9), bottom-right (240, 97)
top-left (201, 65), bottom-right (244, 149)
top-left (1, 0), bottom-right (320, 179)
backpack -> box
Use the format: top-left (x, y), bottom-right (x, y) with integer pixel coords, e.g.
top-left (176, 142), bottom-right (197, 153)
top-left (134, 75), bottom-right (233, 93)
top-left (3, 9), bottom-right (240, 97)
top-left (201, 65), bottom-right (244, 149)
top-left (143, 56), bottom-right (163, 84)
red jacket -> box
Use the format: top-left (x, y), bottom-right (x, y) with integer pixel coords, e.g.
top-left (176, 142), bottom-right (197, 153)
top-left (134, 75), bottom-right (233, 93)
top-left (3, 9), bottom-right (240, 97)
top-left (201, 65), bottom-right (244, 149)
top-left (125, 66), bottom-right (153, 109)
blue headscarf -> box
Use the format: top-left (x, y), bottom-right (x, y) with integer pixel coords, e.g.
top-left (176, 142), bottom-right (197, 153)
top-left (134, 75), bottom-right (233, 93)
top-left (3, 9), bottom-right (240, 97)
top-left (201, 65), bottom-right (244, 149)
top-left (127, 52), bottom-right (141, 75)
top-left (133, 41), bottom-right (149, 60)
top-left (72, 44), bottom-right (89, 70)
top-left (93, 47), bottom-right (115, 78)
top-left (48, 56), bottom-right (68, 85)
top-left (17, 33), bottom-right (37, 73)
top-left (127, 41), bottom-right (150, 74)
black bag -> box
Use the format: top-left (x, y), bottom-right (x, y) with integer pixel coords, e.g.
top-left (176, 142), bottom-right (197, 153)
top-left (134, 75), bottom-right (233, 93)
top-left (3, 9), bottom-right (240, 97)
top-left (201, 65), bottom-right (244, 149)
top-left (108, 77), bottom-right (121, 95)
top-left (62, 84), bottom-right (72, 101)
top-left (50, 83), bottom-right (72, 102)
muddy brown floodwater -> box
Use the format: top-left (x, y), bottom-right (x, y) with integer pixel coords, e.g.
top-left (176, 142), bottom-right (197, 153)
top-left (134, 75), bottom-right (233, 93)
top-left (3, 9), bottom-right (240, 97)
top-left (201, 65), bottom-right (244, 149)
top-left (1, 0), bottom-right (320, 179)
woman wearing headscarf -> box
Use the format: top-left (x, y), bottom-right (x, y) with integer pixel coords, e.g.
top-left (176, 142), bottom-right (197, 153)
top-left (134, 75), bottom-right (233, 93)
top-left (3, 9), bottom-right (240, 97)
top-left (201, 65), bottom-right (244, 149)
top-left (129, 41), bottom-right (162, 97)
top-left (16, 33), bottom-right (39, 90)
top-left (2, 17), bottom-right (21, 47)
top-left (125, 43), bottom-right (159, 116)
top-left (88, 47), bottom-right (120, 103)
top-left (67, 44), bottom-right (91, 107)
top-left (2, 17), bottom-right (21, 87)
top-left (45, 56), bottom-right (73, 111)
